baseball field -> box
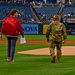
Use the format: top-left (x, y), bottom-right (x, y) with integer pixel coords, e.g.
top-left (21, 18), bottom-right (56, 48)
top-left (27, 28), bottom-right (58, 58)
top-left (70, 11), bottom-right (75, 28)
top-left (0, 35), bottom-right (75, 75)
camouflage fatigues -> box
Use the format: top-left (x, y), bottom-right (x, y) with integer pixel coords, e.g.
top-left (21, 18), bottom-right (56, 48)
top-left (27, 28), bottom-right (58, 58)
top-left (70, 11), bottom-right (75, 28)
top-left (46, 21), bottom-right (67, 59)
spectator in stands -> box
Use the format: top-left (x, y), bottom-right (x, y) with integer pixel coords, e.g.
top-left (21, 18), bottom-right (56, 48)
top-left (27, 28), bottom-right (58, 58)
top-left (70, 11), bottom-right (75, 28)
top-left (31, 0), bottom-right (35, 6)
top-left (4, 8), bottom-right (9, 16)
top-left (18, 9), bottom-right (25, 19)
top-left (71, 12), bottom-right (74, 17)
top-left (68, 27), bottom-right (72, 35)
top-left (48, 16), bottom-right (53, 23)
top-left (46, 14), bottom-right (67, 63)
top-left (1, 9), bottom-right (24, 62)
top-left (43, 0), bottom-right (47, 4)
top-left (40, 14), bottom-right (47, 22)
top-left (67, 14), bottom-right (71, 18)
top-left (14, 0), bottom-right (17, 3)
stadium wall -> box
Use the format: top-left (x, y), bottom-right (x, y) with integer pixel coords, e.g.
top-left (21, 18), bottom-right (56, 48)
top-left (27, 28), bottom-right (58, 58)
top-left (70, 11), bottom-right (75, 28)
top-left (0, 22), bottom-right (75, 35)
top-left (22, 23), bottom-right (75, 35)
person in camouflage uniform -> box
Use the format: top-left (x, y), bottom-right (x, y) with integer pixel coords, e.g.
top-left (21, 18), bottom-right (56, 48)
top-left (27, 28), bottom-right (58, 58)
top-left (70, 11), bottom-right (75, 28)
top-left (46, 14), bottom-right (67, 63)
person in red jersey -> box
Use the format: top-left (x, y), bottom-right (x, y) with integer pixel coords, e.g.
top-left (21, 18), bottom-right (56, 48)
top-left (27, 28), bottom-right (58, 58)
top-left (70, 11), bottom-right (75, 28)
top-left (1, 9), bottom-right (24, 62)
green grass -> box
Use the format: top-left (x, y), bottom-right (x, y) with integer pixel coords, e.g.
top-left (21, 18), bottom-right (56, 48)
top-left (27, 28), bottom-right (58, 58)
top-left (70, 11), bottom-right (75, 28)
top-left (0, 35), bottom-right (75, 75)
top-left (25, 35), bottom-right (75, 40)
top-left (2, 35), bottom-right (75, 40)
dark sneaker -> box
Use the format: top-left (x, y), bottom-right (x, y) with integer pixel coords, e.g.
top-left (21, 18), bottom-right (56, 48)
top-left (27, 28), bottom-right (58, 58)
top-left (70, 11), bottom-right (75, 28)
top-left (51, 56), bottom-right (56, 63)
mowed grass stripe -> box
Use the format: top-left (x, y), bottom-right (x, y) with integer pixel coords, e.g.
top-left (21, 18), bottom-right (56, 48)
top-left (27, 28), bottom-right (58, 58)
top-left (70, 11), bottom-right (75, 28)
top-left (1, 35), bottom-right (75, 40)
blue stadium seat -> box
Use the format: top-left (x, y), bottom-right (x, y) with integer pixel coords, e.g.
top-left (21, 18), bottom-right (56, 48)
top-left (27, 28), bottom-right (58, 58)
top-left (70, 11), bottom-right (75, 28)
top-left (62, 5), bottom-right (75, 15)
top-left (34, 6), bottom-right (60, 19)
top-left (0, 5), bottom-right (34, 21)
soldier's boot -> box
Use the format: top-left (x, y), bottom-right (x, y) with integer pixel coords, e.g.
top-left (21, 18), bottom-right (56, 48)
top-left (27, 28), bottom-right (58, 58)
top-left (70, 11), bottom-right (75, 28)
top-left (50, 47), bottom-right (56, 63)
top-left (57, 50), bottom-right (61, 62)
top-left (57, 58), bottom-right (60, 62)
top-left (51, 54), bottom-right (56, 63)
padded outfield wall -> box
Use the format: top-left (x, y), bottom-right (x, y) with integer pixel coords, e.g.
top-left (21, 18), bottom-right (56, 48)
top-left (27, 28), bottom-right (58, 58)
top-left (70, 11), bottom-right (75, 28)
top-left (0, 22), bottom-right (75, 35)
top-left (22, 23), bottom-right (75, 35)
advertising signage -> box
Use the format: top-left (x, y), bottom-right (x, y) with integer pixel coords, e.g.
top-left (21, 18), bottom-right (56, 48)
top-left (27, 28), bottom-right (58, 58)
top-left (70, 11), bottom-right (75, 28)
top-left (22, 24), bottom-right (38, 34)
top-left (63, 18), bottom-right (75, 23)
top-left (43, 24), bottom-right (49, 34)
top-left (67, 18), bottom-right (75, 23)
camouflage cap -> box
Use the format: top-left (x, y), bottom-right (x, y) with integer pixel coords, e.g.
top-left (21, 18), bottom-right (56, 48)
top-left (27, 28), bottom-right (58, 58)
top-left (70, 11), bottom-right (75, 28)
top-left (53, 14), bottom-right (59, 18)
top-left (53, 14), bottom-right (59, 20)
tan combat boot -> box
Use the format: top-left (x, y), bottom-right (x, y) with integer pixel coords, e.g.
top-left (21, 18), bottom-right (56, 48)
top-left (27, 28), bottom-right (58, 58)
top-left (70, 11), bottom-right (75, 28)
top-left (51, 54), bottom-right (56, 63)
top-left (57, 50), bottom-right (61, 62)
